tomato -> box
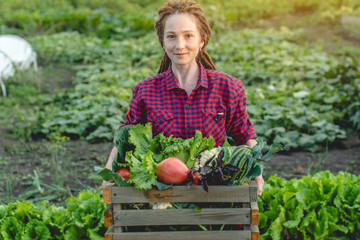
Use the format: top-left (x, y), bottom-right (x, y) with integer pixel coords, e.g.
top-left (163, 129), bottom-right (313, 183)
top-left (191, 172), bottom-right (201, 185)
top-left (157, 157), bottom-right (189, 185)
top-left (117, 168), bottom-right (130, 180)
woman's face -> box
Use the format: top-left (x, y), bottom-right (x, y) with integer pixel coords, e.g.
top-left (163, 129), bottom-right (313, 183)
top-left (163, 13), bottom-right (204, 68)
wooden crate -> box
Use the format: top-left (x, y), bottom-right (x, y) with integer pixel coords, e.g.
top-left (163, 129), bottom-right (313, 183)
top-left (103, 181), bottom-right (260, 240)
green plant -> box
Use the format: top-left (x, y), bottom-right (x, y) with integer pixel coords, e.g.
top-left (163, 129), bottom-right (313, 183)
top-left (0, 190), bottom-right (107, 240)
top-left (259, 171), bottom-right (360, 239)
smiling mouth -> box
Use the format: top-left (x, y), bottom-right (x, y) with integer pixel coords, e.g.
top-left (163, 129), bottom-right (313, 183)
top-left (175, 53), bottom-right (188, 56)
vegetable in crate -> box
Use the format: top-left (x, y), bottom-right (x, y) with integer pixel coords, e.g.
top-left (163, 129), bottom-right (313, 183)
top-left (96, 123), bottom-right (215, 190)
top-left (157, 157), bottom-right (190, 185)
top-left (191, 140), bottom-right (282, 191)
top-left (117, 168), bottom-right (130, 180)
top-left (96, 123), bottom-right (281, 191)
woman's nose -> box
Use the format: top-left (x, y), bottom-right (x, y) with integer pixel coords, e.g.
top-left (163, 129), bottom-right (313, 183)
top-left (175, 37), bottom-right (185, 49)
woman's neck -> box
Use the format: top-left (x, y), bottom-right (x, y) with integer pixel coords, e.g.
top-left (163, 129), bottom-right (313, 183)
top-left (171, 61), bottom-right (199, 96)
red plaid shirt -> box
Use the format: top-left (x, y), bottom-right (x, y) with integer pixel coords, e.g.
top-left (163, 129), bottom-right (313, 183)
top-left (122, 62), bottom-right (256, 146)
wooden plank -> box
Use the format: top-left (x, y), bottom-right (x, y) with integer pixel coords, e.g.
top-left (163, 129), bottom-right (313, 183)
top-left (242, 203), bottom-right (251, 230)
top-left (113, 203), bottom-right (123, 233)
top-left (113, 208), bottom-right (251, 226)
top-left (104, 204), bottom-right (113, 227)
top-left (110, 185), bottom-right (250, 203)
top-left (251, 225), bottom-right (260, 240)
top-left (251, 202), bottom-right (259, 225)
top-left (111, 230), bottom-right (252, 240)
top-left (103, 186), bottom-right (113, 204)
top-left (104, 226), bottom-right (113, 240)
top-left (249, 181), bottom-right (258, 202)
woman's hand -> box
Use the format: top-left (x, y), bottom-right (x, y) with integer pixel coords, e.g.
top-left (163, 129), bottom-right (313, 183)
top-left (245, 139), bottom-right (264, 196)
top-left (102, 180), bottom-right (110, 188)
top-left (254, 175), bottom-right (264, 196)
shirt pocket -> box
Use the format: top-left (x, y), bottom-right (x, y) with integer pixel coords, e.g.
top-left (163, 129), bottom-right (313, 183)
top-left (147, 110), bottom-right (174, 137)
top-left (202, 108), bottom-right (226, 146)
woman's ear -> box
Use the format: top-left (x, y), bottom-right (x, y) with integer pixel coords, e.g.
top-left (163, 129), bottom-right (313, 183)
top-left (201, 34), bottom-right (207, 48)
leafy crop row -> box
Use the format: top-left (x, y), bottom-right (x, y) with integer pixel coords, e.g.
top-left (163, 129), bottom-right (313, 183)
top-left (1, 0), bottom-right (359, 37)
top-left (0, 0), bottom-right (157, 38)
top-left (0, 191), bottom-right (106, 240)
top-left (259, 171), bottom-right (360, 239)
top-left (13, 28), bottom-right (359, 151)
top-left (209, 29), bottom-right (360, 151)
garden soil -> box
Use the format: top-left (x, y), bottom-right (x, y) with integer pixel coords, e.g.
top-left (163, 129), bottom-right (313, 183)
top-left (0, 132), bottom-right (359, 201)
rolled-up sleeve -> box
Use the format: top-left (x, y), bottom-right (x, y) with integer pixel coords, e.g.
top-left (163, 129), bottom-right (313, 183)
top-left (225, 81), bottom-right (257, 145)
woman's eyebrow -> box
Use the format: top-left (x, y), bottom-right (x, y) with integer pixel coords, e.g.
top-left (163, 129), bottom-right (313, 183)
top-left (165, 30), bottom-right (196, 34)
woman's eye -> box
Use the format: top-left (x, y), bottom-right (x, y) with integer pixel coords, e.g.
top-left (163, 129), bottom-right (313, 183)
top-left (167, 35), bottom-right (175, 39)
top-left (185, 34), bottom-right (193, 38)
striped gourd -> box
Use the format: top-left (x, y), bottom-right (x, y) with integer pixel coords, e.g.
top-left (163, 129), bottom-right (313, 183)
top-left (224, 146), bottom-right (252, 170)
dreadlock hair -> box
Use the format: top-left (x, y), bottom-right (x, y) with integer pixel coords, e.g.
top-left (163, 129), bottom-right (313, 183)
top-left (155, 0), bottom-right (216, 73)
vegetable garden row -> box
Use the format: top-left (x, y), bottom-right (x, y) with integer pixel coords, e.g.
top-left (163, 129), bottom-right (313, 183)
top-left (4, 26), bottom-right (360, 152)
top-left (0, 0), bottom-right (359, 239)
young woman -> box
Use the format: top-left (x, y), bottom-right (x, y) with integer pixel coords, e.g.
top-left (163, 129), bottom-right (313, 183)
top-left (103, 0), bottom-right (264, 196)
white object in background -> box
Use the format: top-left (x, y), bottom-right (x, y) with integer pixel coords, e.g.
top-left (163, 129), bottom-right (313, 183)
top-left (0, 34), bottom-right (38, 71)
top-left (0, 51), bottom-right (15, 97)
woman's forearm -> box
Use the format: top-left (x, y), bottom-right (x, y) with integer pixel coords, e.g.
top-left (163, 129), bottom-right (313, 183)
top-left (102, 146), bottom-right (117, 188)
top-left (105, 146), bottom-right (117, 170)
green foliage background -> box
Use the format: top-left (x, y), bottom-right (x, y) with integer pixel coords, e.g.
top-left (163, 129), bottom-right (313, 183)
top-left (1, 0), bottom-right (359, 151)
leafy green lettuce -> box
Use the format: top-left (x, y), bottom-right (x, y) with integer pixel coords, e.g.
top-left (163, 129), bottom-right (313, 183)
top-left (0, 191), bottom-right (106, 240)
top-left (258, 171), bottom-right (360, 240)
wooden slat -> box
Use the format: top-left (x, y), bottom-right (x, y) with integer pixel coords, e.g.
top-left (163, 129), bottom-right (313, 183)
top-left (104, 204), bottom-right (113, 227)
top-left (110, 185), bottom-right (250, 203)
top-left (113, 208), bottom-right (251, 226)
top-left (113, 203), bottom-right (123, 233)
top-left (104, 226), bottom-right (113, 240)
top-left (251, 225), bottom-right (260, 240)
top-left (249, 181), bottom-right (258, 202)
top-left (103, 185), bottom-right (113, 204)
top-left (242, 202), bottom-right (251, 230)
top-left (111, 230), bottom-right (252, 240)
top-left (251, 202), bottom-right (259, 225)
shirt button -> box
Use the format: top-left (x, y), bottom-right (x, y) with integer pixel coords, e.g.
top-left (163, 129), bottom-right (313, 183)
top-left (157, 117), bottom-right (161, 122)
top-left (186, 126), bottom-right (191, 131)
top-left (214, 116), bottom-right (219, 121)
top-left (185, 104), bottom-right (190, 109)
